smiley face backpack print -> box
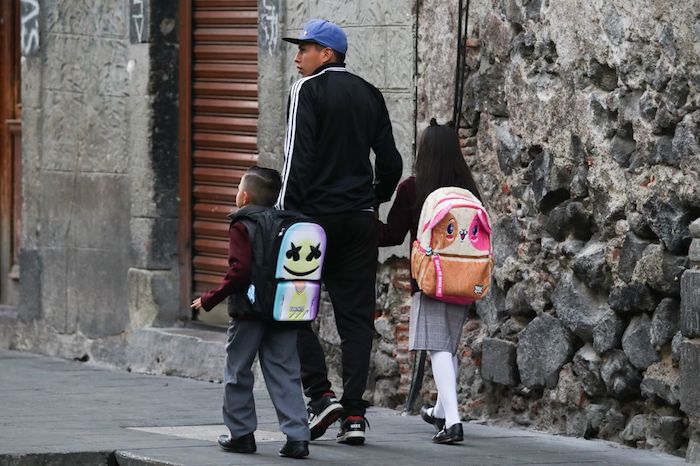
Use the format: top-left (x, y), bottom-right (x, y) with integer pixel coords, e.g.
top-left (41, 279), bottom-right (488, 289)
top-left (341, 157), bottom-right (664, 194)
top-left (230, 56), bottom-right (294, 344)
top-left (411, 187), bottom-right (494, 305)
top-left (271, 220), bottom-right (326, 321)
top-left (227, 206), bottom-right (326, 322)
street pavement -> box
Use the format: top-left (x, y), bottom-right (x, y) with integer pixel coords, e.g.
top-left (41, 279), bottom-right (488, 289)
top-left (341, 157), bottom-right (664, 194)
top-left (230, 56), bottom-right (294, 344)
top-left (0, 349), bottom-right (686, 465)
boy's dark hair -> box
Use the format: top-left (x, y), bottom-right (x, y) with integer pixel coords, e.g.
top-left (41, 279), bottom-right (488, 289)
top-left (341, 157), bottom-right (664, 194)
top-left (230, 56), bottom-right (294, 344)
top-left (241, 166), bottom-right (282, 207)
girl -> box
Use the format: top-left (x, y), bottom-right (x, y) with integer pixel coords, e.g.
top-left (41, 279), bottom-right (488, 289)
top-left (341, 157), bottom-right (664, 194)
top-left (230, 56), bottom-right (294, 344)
top-left (377, 118), bottom-right (483, 444)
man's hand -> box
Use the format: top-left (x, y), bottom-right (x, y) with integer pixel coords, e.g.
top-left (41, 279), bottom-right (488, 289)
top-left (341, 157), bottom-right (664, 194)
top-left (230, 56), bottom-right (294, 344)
top-left (191, 297), bottom-right (203, 311)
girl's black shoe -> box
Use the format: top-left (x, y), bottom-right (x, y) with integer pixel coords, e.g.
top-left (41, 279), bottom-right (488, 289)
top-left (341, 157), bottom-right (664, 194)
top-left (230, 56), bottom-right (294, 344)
top-left (420, 404), bottom-right (445, 431)
top-left (432, 422), bottom-right (464, 444)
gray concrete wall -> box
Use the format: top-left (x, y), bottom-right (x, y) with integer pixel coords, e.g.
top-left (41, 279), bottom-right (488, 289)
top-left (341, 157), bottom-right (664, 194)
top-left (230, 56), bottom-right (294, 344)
top-left (9, 0), bottom-right (181, 359)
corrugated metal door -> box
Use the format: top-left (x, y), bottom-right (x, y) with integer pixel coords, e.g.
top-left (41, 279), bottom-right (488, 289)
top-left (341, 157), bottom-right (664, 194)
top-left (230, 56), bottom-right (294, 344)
top-left (180, 0), bottom-right (259, 313)
top-left (0, 0), bottom-right (21, 306)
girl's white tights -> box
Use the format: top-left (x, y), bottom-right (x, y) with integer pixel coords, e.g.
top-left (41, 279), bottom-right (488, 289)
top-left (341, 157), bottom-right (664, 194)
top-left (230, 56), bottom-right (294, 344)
top-left (429, 350), bottom-right (460, 428)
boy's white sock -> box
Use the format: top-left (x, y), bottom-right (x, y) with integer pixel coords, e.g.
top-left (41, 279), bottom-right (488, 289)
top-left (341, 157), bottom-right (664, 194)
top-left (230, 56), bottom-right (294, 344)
top-left (430, 350), bottom-right (461, 428)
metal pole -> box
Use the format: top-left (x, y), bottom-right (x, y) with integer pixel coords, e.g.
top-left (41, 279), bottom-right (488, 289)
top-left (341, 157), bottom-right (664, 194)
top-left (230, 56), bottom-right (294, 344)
top-left (403, 349), bottom-right (427, 414)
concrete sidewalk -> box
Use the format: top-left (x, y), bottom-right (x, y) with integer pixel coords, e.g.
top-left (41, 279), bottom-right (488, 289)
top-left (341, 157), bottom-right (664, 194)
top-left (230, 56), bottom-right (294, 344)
top-left (0, 349), bottom-right (686, 466)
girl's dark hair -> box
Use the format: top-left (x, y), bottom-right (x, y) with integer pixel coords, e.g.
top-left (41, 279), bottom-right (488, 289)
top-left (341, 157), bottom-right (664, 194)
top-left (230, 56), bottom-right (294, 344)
top-left (414, 118), bottom-right (482, 209)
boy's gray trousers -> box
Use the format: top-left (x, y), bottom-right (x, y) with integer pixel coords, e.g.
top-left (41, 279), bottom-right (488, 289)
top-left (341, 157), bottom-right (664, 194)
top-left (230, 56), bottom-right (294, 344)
top-left (223, 319), bottom-right (310, 441)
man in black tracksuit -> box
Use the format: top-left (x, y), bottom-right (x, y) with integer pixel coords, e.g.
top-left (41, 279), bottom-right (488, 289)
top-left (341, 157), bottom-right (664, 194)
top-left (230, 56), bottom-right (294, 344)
top-left (278, 19), bottom-right (403, 445)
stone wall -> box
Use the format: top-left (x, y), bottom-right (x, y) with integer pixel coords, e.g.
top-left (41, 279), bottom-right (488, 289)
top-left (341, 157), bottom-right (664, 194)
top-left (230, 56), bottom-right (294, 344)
top-left (7, 1), bottom-right (181, 359)
top-left (382, 0), bottom-right (700, 459)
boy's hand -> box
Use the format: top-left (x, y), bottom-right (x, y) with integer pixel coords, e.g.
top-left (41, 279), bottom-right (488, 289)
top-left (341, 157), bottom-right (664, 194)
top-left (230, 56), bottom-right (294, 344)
top-left (191, 297), bottom-right (203, 311)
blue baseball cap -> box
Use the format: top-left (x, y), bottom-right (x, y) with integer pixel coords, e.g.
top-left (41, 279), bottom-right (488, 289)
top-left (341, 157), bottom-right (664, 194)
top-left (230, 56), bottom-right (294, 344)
top-left (283, 19), bottom-right (348, 55)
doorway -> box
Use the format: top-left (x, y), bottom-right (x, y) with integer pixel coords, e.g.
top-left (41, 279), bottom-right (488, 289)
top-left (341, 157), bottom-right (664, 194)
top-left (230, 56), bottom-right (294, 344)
top-left (0, 0), bottom-right (22, 306)
top-left (179, 0), bottom-right (259, 324)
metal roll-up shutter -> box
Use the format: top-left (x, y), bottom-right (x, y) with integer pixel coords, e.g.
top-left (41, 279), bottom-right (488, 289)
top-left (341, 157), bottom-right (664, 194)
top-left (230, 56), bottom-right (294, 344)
top-left (190, 0), bottom-right (258, 294)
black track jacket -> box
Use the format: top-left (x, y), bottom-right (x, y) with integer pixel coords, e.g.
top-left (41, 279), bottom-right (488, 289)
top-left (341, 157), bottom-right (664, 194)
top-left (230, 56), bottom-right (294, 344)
top-left (275, 63), bottom-right (403, 215)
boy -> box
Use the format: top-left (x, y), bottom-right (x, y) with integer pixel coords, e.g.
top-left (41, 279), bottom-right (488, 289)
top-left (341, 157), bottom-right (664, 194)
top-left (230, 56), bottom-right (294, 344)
top-left (191, 166), bottom-right (310, 459)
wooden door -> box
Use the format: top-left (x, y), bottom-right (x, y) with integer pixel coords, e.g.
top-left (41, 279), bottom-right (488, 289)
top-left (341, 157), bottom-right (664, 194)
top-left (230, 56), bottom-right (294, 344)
top-left (0, 0), bottom-right (21, 306)
top-left (179, 0), bottom-right (259, 320)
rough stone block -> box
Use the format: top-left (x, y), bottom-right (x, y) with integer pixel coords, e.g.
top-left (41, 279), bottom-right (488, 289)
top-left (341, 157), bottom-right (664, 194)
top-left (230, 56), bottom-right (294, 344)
top-left (346, 27), bottom-right (386, 88)
top-left (672, 331), bottom-right (683, 366)
top-left (41, 91), bottom-right (82, 168)
top-left (572, 241), bottom-right (611, 290)
top-left (128, 268), bottom-right (180, 329)
top-left (72, 174), bottom-right (130, 251)
top-left (123, 328), bottom-right (231, 383)
top-left (641, 196), bottom-right (693, 254)
top-left (481, 338), bottom-right (519, 386)
top-left (690, 218), bottom-right (700, 238)
top-left (130, 218), bottom-right (179, 269)
top-left (374, 351), bottom-right (399, 378)
top-left (516, 314), bottom-right (574, 388)
top-left (39, 171), bottom-right (77, 248)
top-left (81, 96), bottom-right (129, 173)
top-left (648, 416), bottom-right (686, 453)
top-left (572, 345), bottom-right (605, 397)
top-left (491, 215), bottom-right (522, 267)
top-left (621, 414), bottom-right (650, 442)
top-left (592, 310), bottom-right (624, 354)
top-left (622, 314), bottom-right (660, 369)
top-left (681, 270), bottom-right (700, 338)
top-left (650, 298), bottom-right (680, 347)
top-left (475, 285), bottom-right (508, 334)
top-left (40, 248), bottom-right (69, 333)
top-left (632, 244), bottom-right (688, 297)
top-left (19, 249), bottom-right (42, 321)
top-left (687, 416), bottom-right (700, 463)
top-left (690, 238), bottom-right (700, 264)
top-left (505, 280), bottom-right (537, 317)
top-left (673, 111), bottom-right (700, 172)
top-left (357, 0), bottom-right (412, 25)
top-left (617, 232), bottom-right (650, 282)
top-left (600, 350), bottom-right (642, 400)
top-left (94, 39), bottom-right (129, 98)
top-left (680, 339), bottom-right (700, 417)
top-left (552, 271), bottom-right (609, 341)
top-left (608, 282), bottom-right (659, 315)
top-left (640, 358), bottom-right (680, 406)
top-left (68, 249), bottom-right (129, 338)
top-left (386, 27), bottom-right (414, 90)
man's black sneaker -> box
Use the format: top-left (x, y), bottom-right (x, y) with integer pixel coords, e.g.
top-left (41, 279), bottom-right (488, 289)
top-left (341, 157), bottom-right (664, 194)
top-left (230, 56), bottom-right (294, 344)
top-left (308, 394), bottom-right (344, 440)
top-left (432, 422), bottom-right (464, 444)
top-left (217, 432), bottom-right (256, 453)
top-left (279, 440), bottom-right (309, 458)
top-left (420, 404), bottom-right (445, 431)
top-left (336, 415), bottom-right (367, 445)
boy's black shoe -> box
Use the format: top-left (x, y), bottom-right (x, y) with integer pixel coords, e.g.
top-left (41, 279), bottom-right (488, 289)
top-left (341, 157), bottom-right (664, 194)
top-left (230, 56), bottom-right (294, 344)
top-left (420, 404), bottom-right (445, 431)
top-left (432, 423), bottom-right (464, 444)
top-left (336, 415), bottom-right (367, 445)
top-left (218, 432), bottom-right (256, 453)
top-left (308, 393), bottom-right (344, 440)
top-left (279, 440), bottom-right (309, 458)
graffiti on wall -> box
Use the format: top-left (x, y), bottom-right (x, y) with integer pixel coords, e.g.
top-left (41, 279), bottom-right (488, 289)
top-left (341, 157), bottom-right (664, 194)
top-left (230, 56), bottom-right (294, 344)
top-left (260, 0), bottom-right (279, 55)
top-left (20, 0), bottom-right (40, 56)
top-left (130, 0), bottom-right (150, 43)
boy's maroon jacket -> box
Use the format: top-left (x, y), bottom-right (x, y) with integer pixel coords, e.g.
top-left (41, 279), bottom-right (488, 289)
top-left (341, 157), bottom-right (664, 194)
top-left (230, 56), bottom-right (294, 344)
top-left (200, 222), bottom-right (252, 311)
